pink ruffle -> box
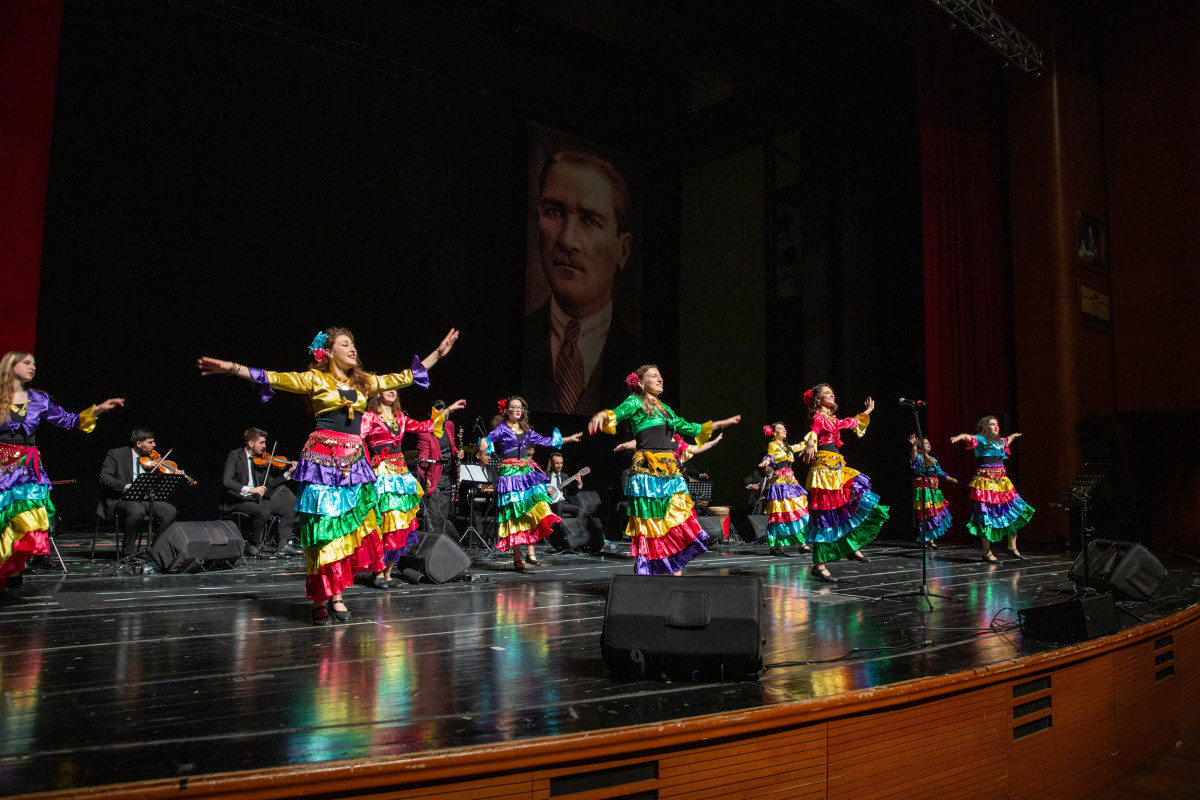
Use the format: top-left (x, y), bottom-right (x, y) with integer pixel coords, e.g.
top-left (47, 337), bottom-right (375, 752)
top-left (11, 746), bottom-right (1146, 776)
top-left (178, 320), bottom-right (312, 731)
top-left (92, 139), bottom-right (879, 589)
top-left (632, 515), bottom-right (704, 560)
top-left (971, 488), bottom-right (1016, 504)
top-left (768, 508), bottom-right (808, 523)
top-left (304, 531), bottom-right (386, 602)
top-left (0, 530), bottom-right (49, 579)
top-left (496, 515), bottom-right (558, 551)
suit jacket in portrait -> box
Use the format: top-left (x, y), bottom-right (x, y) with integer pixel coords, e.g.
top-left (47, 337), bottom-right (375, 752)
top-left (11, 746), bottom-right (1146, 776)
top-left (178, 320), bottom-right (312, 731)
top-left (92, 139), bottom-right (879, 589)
top-left (220, 448), bottom-right (290, 511)
top-left (97, 446), bottom-right (137, 519)
top-left (520, 302), bottom-right (640, 416)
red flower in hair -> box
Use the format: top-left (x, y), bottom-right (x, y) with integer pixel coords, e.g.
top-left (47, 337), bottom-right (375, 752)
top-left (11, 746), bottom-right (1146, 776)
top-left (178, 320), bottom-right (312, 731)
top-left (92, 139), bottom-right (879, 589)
top-left (497, 398), bottom-right (508, 412)
top-left (762, 425), bottom-right (775, 437)
top-left (803, 389), bottom-right (815, 408)
top-left (625, 372), bottom-right (642, 392)
top-left (311, 349), bottom-right (327, 363)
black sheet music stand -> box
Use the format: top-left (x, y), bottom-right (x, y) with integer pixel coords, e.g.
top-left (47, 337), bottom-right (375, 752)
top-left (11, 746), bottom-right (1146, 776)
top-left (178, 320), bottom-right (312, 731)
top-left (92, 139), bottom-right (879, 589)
top-left (687, 479), bottom-right (713, 514)
top-left (116, 472), bottom-right (186, 571)
top-left (456, 465), bottom-right (494, 552)
top-left (1061, 462), bottom-right (1111, 597)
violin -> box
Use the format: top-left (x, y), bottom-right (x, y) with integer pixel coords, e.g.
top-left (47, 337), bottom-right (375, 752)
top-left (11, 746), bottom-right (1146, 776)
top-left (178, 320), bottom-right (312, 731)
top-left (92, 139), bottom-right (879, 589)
top-left (252, 453), bottom-right (293, 470)
top-left (138, 449), bottom-right (198, 486)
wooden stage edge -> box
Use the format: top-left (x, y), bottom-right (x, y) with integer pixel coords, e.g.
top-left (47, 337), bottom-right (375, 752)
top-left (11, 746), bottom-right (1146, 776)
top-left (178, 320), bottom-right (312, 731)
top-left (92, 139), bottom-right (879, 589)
top-left (25, 601), bottom-right (1200, 800)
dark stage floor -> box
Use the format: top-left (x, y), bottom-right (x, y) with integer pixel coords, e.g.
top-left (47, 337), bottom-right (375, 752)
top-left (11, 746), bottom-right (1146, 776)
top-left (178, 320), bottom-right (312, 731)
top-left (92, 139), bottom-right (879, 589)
top-left (2, 532), bottom-right (1197, 796)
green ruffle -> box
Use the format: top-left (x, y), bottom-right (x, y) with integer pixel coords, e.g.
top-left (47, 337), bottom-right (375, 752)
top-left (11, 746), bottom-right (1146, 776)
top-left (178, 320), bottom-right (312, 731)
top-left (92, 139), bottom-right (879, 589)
top-left (376, 491), bottom-right (420, 515)
top-left (912, 487), bottom-right (945, 504)
top-left (812, 504), bottom-right (889, 564)
top-left (967, 503), bottom-right (1035, 542)
top-left (626, 495), bottom-right (673, 519)
top-left (299, 482), bottom-right (379, 548)
top-left (497, 491), bottom-right (552, 523)
top-left (1, 497), bottom-right (55, 529)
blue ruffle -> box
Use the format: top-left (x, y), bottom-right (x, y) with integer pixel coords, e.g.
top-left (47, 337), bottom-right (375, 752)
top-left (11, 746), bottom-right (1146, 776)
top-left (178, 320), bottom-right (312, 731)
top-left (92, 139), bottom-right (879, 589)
top-left (625, 473), bottom-right (689, 499)
top-left (374, 471), bottom-right (422, 495)
top-left (549, 428), bottom-right (563, 449)
top-left (296, 483), bottom-right (362, 517)
top-left (0, 482), bottom-right (51, 507)
top-left (500, 484), bottom-right (551, 507)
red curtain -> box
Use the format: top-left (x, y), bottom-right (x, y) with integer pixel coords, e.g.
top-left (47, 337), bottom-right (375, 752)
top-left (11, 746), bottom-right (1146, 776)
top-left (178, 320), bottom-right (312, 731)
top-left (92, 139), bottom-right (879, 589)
top-left (0, 0), bottom-right (63, 354)
top-left (917, 5), bottom-right (1016, 528)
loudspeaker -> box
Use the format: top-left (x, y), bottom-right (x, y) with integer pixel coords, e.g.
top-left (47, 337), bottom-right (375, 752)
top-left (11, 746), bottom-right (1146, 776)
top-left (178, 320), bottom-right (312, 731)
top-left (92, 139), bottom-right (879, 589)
top-left (735, 515), bottom-right (769, 543)
top-left (601, 575), bottom-right (765, 681)
top-left (552, 516), bottom-right (604, 553)
top-left (574, 489), bottom-right (602, 516)
top-left (697, 515), bottom-right (726, 542)
top-left (395, 530), bottom-right (470, 583)
top-left (149, 521), bottom-right (243, 573)
top-left (1068, 539), bottom-right (1166, 601)
top-left (1018, 594), bottom-right (1119, 643)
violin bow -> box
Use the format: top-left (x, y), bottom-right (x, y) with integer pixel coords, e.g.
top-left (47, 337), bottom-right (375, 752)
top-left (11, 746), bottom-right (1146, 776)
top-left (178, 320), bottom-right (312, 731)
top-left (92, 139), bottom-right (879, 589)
top-left (260, 441), bottom-right (279, 496)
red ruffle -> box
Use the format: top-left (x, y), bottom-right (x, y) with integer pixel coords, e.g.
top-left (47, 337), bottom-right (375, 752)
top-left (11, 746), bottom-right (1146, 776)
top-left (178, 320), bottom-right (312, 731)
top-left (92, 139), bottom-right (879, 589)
top-left (768, 508), bottom-right (808, 523)
top-left (496, 515), bottom-right (558, 551)
top-left (379, 519), bottom-right (419, 552)
top-left (0, 529), bottom-right (49, 579)
top-left (632, 515), bottom-right (704, 560)
top-left (304, 531), bottom-right (386, 602)
top-left (970, 488), bottom-right (1016, 504)
top-left (808, 487), bottom-right (850, 510)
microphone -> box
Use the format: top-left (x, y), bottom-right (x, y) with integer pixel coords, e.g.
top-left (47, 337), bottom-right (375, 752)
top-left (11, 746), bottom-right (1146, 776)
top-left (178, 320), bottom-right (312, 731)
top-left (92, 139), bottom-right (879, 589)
top-left (899, 398), bottom-right (926, 407)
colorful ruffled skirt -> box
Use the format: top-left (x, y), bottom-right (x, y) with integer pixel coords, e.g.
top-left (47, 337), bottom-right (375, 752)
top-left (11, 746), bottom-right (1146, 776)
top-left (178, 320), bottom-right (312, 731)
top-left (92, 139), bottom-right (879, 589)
top-left (372, 453), bottom-right (423, 564)
top-left (804, 450), bottom-right (889, 563)
top-left (294, 430), bottom-right (385, 601)
top-left (0, 444), bottom-right (53, 581)
top-left (496, 457), bottom-right (559, 551)
top-left (966, 465), bottom-right (1034, 542)
top-left (912, 475), bottom-right (952, 543)
top-left (764, 466), bottom-right (809, 547)
top-left (625, 450), bottom-right (710, 575)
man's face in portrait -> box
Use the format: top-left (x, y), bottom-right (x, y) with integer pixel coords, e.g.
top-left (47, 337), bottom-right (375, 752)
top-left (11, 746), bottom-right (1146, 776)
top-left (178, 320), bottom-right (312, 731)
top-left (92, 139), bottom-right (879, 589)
top-left (538, 161), bottom-right (631, 319)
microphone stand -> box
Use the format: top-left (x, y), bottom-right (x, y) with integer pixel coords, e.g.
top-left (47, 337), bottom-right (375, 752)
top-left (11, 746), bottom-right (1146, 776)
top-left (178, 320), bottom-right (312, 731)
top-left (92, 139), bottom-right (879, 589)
top-left (880, 401), bottom-right (961, 611)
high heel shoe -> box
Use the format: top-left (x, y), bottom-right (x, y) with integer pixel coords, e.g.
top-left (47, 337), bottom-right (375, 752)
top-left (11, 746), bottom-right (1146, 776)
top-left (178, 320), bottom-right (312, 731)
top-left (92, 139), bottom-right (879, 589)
top-left (327, 600), bottom-right (352, 622)
top-left (810, 564), bottom-right (838, 583)
top-left (311, 604), bottom-right (332, 626)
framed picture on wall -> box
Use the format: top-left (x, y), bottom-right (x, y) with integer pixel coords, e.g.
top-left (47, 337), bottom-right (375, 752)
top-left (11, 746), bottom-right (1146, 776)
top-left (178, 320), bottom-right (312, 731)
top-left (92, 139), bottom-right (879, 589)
top-left (1075, 209), bottom-right (1108, 273)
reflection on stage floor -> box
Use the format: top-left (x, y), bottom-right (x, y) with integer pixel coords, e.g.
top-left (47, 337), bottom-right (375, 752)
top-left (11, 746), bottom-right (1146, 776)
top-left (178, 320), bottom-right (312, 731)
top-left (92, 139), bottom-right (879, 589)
top-left (1, 534), bottom-right (1196, 795)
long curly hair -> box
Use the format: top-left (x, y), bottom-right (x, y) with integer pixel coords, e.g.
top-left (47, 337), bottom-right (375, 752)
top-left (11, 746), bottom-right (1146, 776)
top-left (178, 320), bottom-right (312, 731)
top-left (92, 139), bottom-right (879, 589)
top-left (628, 364), bottom-right (664, 416)
top-left (975, 415), bottom-right (1004, 445)
top-left (0, 351), bottom-right (33, 414)
top-left (366, 391), bottom-right (401, 418)
top-left (492, 395), bottom-right (532, 432)
top-left (805, 383), bottom-right (837, 416)
top-left (311, 327), bottom-right (372, 396)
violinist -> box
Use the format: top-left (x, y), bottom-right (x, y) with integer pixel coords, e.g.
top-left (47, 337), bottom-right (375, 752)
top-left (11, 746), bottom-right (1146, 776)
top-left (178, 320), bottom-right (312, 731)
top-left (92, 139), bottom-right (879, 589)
top-left (98, 427), bottom-right (179, 558)
top-left (220, 427), bottom-right (301, 557)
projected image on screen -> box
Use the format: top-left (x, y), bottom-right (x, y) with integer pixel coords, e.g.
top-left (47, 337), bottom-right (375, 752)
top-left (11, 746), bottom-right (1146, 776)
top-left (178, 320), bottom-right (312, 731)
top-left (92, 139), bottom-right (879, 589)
top-left (521, 123), bottom-right (641, 416)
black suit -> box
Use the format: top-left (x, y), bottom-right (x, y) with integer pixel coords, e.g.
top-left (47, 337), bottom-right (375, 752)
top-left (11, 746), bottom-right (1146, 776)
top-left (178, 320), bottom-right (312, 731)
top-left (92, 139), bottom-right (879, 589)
top-left (221, 448), bottom-right (298, 547)
top-left (545, 469), bottom-right (584, 518)
top-left (97, 446), bottom-right (178, 556)
top-left (521, 302), bottom-right (640, 416)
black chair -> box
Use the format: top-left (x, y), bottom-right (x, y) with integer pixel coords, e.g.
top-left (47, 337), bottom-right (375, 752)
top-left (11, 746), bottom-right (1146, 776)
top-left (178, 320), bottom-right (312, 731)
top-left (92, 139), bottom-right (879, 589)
top-left (220, 510), bottom-right (277, 557)
top-left (91, 512), bottom-right (150, 561)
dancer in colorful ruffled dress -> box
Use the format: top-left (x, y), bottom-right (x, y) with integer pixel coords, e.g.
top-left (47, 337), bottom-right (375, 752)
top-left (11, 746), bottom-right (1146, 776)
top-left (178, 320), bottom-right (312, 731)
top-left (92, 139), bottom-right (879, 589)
top-left (799, 383), bottom-right (889, 582)
top-left (1, 351), bottom-right (123, 595)
top-left (908, 434), bottom-right (956, 548)
top-left (760, 423), bottom-right (811, 558)
top-left (588, 365), bottom-right (740, 575)
top-left (197, 326), bottom-right (458, 624)
top-left (951, 415), bottom-right (1033, 562)
top-left (362, 392), bottom-right (465, 589)
top-left (480, 396), bottom-right (582, 572)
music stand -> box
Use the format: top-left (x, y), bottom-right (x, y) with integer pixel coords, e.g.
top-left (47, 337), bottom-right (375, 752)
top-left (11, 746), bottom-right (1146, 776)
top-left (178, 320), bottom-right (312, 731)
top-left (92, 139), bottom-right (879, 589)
top-left (116, 472), bottom-right (186, 571)
top-left (880, 403), bottom-right (961, 610)
top-left (687, 479), bottom-right (713, 514)
top-left (456, 464), bottom-right (494, 551)
top-left (1061, 462), bottom-right (1111, 597)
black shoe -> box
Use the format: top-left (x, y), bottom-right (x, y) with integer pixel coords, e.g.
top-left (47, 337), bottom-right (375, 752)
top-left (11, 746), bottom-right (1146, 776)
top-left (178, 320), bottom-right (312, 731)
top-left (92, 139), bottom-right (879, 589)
top-left (327, 600), bottom-right (352, 622)
top-left (798, 544), bottom-right (812, 554)
top-left (929, 540), bottom-right (938, 549)
top-left (982, 553), bottom-right (999, 563)
top-left (810, 564), bottom-right (838, 583)
top-left (276, 542), bottom-right (302, 557)
top-left (371, 574), bottom-right (391, 590)
top-left (514, 560), bottom-right (531, 573)
top-left (244, 543), bottom-right (261, 558)
top-left (311, 605), bottom-right (332, 626)
top-left (526, 555), bottom-right (541, 566)
top-left (5, 573), bottom-right (23, 590)
top-left (770, 547), bottom-right (793, 558)
top-left (1006, 549), bottom-right (1027, 561)
top-left (850, 551), bottom-right (870, 563)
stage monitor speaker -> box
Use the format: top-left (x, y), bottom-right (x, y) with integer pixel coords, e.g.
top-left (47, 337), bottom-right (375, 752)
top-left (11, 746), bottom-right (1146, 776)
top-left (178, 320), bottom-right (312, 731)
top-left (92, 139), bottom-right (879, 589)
top-left (601, 575), bottom-right (765, 681)
top-left (396, 530), bottom-right (470, 584)
top-left (736, 515), bottom-right (769, 543)
top-left (574, 489), bottom-right (602, 516)
top-left (1018, 594), bottom-right (1119, 643)
top-left (552, 516), bottom-right (603, 553)
top-left (697, 515), bottom-right (726, 542)
top-left (149, 521), bottom-right (243, 574)
top-left (1068, 539), bottom-right (1166, 601)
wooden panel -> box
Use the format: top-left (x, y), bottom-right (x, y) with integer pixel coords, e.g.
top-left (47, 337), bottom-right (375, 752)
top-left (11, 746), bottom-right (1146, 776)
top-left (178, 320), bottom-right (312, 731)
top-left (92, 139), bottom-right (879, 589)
top-left (1178, 618), bottom-right (1200, 739)
top-left (1007, 655), bottom-right (1116, 800)
top-left (1114, 635), bottom-right (1181, 779)
top-left (826, 686), bottom-right (1008, 800)
top-left (658, 723), bottom-right (826, 800)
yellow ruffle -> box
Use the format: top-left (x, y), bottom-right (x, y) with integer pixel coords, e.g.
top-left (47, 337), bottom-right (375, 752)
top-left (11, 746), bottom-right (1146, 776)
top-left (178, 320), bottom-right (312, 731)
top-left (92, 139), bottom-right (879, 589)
top-left (431, 407), bottom-right (445, 439)
top-left (305, 509), bottom-right (378, 571)
top-left (969, 475), bottom-right (1015, 493)
top-left (77, 406), bottom-right (99, 433)
top-left (694, 421), bottom-right (713, 448)
top-left (805, 451), bottom-right (861, 491)
top-left (766, 496), bottom-right (809, 515)
top-left (379, 508), bottom-right (418, 533)
top-left (600, 409), bottom-right (619, 435)
top-left (626, 493), bottom-right (694, 540)
top-left (854, 413), bottom-right (870, 437)
top-left (1, 507), bottom-right (51, 562)
top-left (497, 500), bottom-right (555, 539)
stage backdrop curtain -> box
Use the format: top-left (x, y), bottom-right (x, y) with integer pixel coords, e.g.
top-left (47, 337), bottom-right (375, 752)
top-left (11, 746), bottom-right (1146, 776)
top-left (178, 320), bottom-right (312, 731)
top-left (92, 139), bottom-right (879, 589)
top-left (917, 5), bottom-right (1016, 530)
top-left (0, 0), bottom-right (63, 353)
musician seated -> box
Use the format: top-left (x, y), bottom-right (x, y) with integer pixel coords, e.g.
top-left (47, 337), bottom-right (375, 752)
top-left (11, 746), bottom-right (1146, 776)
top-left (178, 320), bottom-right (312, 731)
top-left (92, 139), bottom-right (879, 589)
top-left (221, 427), bottom-right (301, 557)
top-left (97, 427), bottom-right (179, 557)
top-left (545, 451), bottom-right (584, 518)
top-left (743, 456), bottom-right (773, 514)
top-left (468, 447), bottom-right (499, 536)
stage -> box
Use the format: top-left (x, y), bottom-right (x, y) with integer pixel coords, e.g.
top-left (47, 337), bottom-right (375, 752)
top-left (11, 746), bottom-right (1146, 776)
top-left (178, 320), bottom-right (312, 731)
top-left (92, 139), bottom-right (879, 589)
top-left (3, 533), bottom-right (1199, 799)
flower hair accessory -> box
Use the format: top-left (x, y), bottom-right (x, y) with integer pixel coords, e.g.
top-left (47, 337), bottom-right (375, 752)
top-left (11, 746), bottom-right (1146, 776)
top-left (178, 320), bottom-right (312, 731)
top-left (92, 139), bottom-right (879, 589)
top-left (762, 425), bottom-right (775, 437)
top-left (309, 331), bottom-right (328, 363)
top-left (497, 398), bottom-right (508, 412)
top-left (803, 389), bottom-right (815, 409)
top-left (625, 372), bottom-right (642, 392)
